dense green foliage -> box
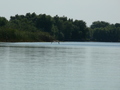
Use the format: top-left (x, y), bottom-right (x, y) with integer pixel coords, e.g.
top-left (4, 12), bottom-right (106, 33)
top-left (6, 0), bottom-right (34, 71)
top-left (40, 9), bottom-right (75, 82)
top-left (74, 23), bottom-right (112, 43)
top-left (89, 21), bottom-right (120, 42)
top-left (0, 13), bottom-right (120, 42)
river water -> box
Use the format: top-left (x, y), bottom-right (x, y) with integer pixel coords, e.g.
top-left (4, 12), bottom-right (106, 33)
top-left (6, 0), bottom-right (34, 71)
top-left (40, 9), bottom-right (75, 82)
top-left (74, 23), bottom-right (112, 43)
top-left (0, 42), bottom-right (120, 90)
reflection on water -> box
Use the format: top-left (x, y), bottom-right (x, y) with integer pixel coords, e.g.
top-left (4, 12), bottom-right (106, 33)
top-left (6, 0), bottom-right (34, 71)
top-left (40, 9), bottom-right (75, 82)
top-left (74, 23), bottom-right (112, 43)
top-left (0, 42), bottom-right (120, 90)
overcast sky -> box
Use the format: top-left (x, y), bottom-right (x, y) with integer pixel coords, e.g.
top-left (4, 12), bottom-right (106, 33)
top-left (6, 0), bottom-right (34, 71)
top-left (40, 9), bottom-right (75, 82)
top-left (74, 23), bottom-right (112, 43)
top-left (0, 0), bottom-right (120, 26)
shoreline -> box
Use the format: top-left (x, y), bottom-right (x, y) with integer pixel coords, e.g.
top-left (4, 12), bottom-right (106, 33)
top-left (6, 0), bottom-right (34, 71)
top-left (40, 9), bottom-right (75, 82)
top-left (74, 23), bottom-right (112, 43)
top-left (0, 41), bottom-right (120, 43)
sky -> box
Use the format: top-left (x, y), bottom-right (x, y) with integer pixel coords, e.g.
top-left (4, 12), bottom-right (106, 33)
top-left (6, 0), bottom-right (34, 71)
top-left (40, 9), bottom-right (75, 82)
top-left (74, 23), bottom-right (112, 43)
top-left (0, 0), bottom-right (120, 26)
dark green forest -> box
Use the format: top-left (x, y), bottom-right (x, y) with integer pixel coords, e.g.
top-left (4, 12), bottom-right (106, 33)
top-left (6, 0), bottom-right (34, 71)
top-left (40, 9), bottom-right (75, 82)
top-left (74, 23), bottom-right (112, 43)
top-left (0, 13), bottom-right (120, 42)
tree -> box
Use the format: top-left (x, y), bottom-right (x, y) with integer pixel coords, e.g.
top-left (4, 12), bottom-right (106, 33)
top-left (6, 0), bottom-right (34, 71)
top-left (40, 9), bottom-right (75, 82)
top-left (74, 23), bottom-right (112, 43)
top-left (63, 21), bottom-right (73, 40)
top-left (73, 20), bottom-right (87, 40)
top-left (115, 23), bottom-right (120, 27)
top-left (36, 14), bottom-right (53, 32)
top-left (0, 17), bottom-right (8, 27)
top-left (90, 21), bottom-right (110, 29)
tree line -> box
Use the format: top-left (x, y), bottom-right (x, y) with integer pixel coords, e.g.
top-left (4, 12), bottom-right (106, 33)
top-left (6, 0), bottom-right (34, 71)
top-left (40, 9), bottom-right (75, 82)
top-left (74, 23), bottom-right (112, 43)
top-left (0, 13), bottom-right (120, 42)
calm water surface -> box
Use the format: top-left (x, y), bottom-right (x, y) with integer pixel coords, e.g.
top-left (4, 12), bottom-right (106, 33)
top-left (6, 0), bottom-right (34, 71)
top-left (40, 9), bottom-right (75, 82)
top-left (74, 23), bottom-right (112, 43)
top-left (0, 42), bottom-right (120, 90)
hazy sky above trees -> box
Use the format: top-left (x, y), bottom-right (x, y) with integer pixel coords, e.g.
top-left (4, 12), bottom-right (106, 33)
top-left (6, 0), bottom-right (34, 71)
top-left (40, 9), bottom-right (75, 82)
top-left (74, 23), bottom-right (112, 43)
top-left (0, 0), bottom-right (120, 26)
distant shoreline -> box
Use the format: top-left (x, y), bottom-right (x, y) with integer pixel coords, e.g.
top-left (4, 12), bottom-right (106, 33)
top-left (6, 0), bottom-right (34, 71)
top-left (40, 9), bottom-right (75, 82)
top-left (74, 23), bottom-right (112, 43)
top-left (0, 13), bottom-right (120, 42)
top-left (0, 40), bottom-right (120, 43)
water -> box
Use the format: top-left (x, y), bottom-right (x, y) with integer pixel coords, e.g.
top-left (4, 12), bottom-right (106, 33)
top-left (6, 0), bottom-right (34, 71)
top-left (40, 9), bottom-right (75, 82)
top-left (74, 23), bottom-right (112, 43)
top-left (0, 42), bottom-right (120, 90)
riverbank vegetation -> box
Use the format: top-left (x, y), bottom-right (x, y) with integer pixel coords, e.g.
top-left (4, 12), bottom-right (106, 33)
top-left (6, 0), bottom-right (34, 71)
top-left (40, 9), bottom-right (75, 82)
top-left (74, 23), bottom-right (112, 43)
top-left (0, 13), bottom-right (120, 42)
